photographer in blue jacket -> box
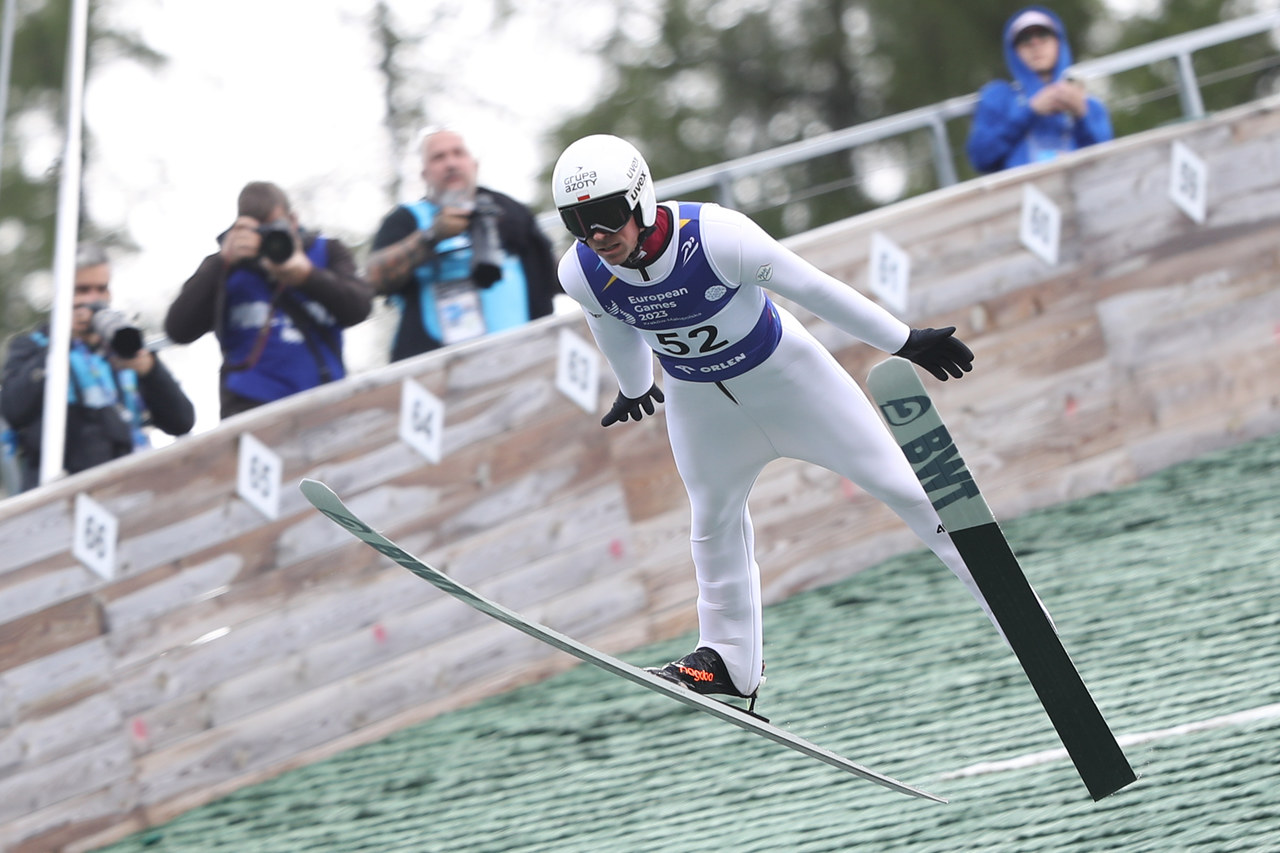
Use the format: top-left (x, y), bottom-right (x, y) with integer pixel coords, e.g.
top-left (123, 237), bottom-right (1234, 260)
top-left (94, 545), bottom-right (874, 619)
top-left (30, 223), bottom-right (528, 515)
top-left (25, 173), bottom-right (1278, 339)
top-left (165, 182), bottom-right (373, 419)
top-left (966, 6), bottom-right (1113, 173)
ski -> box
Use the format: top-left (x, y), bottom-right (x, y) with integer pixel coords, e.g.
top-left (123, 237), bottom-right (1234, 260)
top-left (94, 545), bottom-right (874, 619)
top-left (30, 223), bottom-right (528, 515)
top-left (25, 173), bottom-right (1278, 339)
top-left (867, 356), bottom-right (1137, 801)
top-left (299, 478), bottom-right (946, 803)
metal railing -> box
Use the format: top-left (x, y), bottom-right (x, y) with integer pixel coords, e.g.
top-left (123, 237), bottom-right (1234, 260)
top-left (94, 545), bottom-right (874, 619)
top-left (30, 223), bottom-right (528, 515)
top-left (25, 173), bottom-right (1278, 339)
top-left (1067, 11), bottom-right (1280, 118)
top-left (539, 10), bottom-right (1280, 234)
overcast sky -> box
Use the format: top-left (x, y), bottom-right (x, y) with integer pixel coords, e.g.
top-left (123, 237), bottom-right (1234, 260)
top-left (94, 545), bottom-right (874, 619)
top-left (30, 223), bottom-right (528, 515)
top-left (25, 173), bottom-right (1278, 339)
top-left (75, 0), bottom-right (605, 434)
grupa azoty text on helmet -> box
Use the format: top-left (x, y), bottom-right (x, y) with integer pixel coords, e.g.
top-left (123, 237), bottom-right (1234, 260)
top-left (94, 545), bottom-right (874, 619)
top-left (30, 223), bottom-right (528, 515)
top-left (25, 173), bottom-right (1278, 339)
top-left (552, 135), bottom-right (657, 229)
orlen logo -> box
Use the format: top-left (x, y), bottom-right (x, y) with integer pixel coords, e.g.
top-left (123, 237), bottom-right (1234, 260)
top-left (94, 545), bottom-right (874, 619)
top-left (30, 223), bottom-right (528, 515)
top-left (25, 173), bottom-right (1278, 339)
top-left (563, 168), bottom-right (598, 194)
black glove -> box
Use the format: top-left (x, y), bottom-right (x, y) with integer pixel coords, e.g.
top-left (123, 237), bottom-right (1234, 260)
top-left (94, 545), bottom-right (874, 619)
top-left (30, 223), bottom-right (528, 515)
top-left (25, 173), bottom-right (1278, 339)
top-left (601, 384), bottom-right (665, 427)
top-left (894, 327), bottom-right (974, 381)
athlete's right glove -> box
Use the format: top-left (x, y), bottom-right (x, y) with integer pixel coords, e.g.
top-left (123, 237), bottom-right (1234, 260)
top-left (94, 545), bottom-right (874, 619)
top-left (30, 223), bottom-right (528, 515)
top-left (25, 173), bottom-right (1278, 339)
top-left (601, 384), bottom-right (665, 427)
top-left (894, 326), bottom-right (974, 381)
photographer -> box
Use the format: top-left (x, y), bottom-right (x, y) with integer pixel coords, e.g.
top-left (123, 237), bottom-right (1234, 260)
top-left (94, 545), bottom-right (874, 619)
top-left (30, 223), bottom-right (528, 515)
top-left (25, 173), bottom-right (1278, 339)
top-left (966, 7), bottom-right (1113, 173)
top-left (165, 182), bottom-right (373, 418)
top-left (365, 128), bottom-right (558, 361)
top-left (1, 243), bottom-right (195, 493)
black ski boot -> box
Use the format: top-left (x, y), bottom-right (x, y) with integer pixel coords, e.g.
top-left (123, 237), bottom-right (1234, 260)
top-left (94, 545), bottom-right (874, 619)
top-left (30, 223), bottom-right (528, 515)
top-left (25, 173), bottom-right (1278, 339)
top-left (645, 647), bottom-right (765, 714)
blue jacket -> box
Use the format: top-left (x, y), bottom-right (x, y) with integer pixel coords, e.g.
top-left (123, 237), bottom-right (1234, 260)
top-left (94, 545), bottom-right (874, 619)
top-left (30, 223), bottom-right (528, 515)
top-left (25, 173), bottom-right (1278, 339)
top-left (220, 237), bottom-right (347, 405)
top-left (966, 6), bottom-right (1113, 173)
top-left (369, 188), bottom-right (558, 362)
top-left (398, 199), bottom-right (532, 345)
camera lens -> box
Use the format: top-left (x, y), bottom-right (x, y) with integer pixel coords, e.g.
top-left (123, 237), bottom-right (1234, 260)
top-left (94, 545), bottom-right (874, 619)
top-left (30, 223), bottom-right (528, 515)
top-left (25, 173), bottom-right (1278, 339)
top-left (108, 328), bottom-right (144, 359)
top-left (256, 221), bottom-right (296, 263)
top-left (260, 231), bottom-right (294, 263)
top-left (90, 306), bottom-right (144, 358)
top-left (469, 194), bottom-right (503, 287)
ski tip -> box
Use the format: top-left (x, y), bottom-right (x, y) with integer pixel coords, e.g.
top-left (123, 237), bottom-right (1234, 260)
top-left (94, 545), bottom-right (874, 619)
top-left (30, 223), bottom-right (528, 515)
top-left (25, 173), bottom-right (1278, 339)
top-left (298, 478), bottom-right (336, 505)
top-left (902, 785), bottom-right (948, 804)
top-left (867, 355), bottom-right (916, 382)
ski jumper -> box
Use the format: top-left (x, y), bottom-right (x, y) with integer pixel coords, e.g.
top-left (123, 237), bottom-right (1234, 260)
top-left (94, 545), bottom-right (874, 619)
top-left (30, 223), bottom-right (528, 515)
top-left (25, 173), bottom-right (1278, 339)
top-left (559, 202), bottom-right (999, 695)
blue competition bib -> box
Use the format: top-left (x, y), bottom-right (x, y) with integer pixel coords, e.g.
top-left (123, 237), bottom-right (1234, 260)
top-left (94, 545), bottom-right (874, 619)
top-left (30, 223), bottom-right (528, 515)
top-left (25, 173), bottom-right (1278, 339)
top-left (576, 203), bottom-right (781, 382)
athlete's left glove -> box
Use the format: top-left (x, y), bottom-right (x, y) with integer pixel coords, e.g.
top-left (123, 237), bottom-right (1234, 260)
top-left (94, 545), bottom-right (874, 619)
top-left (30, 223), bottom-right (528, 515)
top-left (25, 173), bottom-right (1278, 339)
top-left (894, 327), bottom-right (974, 381)
top-left (601, 384), bottom-right (665, 427)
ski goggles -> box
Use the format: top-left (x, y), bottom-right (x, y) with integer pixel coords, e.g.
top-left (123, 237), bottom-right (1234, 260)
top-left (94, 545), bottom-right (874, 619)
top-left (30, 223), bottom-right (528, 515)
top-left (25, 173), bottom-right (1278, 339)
top-left (559, 193), bottom-right (634, 240)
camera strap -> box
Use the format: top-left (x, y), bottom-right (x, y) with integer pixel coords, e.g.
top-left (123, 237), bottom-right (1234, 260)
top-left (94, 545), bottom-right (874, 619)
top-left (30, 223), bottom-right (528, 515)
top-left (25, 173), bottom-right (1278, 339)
top-left (220, 284), bottom-right (342, 386)
top-left (221, 284), bottom-right (284, 375)
top-left (274, 290), bottom-right (343, 384)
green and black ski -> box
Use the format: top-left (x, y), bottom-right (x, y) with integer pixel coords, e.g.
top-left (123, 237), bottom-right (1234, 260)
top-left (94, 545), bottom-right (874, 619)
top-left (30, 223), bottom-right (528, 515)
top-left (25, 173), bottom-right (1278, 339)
top-left (867, 356), bottom-right (1136, 801)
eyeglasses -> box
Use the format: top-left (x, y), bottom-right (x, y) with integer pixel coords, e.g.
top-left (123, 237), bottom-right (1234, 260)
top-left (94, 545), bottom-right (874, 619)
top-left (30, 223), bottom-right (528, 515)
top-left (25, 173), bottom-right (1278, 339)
top-left (1014, 27), bottom-right (1056, 47)
top-left (559, 192), bottom-right (634, 241)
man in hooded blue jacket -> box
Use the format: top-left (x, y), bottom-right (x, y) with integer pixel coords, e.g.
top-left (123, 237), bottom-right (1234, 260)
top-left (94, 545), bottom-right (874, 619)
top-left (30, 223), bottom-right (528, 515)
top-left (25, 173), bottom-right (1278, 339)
top-left (966, 6), bottom-right (1113, 173)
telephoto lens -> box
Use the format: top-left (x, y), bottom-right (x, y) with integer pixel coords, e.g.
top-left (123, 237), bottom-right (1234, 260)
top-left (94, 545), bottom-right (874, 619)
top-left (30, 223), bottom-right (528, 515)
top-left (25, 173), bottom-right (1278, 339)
top-left (469, 193), bottom-right (504, 287)
top-left (89, 304), bottom-right (144, 358)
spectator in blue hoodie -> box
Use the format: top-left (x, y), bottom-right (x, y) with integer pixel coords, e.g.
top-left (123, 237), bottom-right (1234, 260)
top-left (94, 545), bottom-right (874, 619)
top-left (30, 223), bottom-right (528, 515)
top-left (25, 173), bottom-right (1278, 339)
top-left (966, 6), bottom-right (1113, 173)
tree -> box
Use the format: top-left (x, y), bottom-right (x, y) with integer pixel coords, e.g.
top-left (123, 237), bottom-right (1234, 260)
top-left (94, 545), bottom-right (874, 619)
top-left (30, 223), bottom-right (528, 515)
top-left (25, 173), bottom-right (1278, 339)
top-left (0, 0), bottom-right (159, 362)
top-left (1099, 0), bottom-right (1280, 139)
top-left (364, 0), bottom-right (536, 209)
top-left (542, 0), bottom-right (1106, 237)
top-left (543, 0), bottom-right (1280, 236)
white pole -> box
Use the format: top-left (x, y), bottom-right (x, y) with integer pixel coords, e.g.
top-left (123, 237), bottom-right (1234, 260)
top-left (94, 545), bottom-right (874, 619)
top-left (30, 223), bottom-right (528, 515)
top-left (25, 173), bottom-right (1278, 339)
top-left (0, 0), bottom-right (18, 208)
top-left (38, 0), bottom-right (91, 487)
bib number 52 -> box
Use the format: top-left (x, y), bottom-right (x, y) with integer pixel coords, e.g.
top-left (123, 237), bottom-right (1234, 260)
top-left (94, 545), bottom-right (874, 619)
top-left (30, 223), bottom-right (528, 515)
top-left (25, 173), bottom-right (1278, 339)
top-left (657, 325), bottom-right (728, 355)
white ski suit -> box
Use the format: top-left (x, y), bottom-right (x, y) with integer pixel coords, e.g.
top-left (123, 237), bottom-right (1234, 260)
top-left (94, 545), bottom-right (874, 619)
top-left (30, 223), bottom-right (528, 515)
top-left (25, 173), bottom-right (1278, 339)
top-left (558, 201), bottom-right (996, 695)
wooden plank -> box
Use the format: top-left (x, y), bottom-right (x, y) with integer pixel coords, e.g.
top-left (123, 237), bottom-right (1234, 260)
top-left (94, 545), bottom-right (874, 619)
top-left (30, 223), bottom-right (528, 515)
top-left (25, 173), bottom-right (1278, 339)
top-left (528, 576), bottom-right (649, 641)
top-left (766, 527), bottom-right (925, 603)
top-left (0, 779), bottom-right (139, 853)
top-left (110, 599), bottom-right (317, 719)
top-left (436, 484), bottom-right (631, 588)
top-left (110, 485), bottom-right (631, 729)
top-left (103, 497), bottom-right (433, 668)
top-left (100, 499), bottom-right (270, 588)
top-left (0, 500), bottom-right (72, 576)
top-left (0, 638), bottom-right (112, 725)
top-left (129, 651), bottom-right (589, 835)
top-left (0, 737), bottom-right (133, 825)
top-left (0, 597), bottom-right (104, 673)
top-left (196, 597), bottom-right (487, 737)
top-left (102, 553), bottom-right (241, 633)
top-left (191, 526), bottom-right (650, 737)
top-left (0, 564), bottom-right (98, 625)
top-left (130, 619), bottom-right (552, 808)
top-left (0, 693), bottom-right (121, 776)
top-left (140, 519), bottom-right (638, 736)
top-left (1127, 393), bottom-right (1280, 480)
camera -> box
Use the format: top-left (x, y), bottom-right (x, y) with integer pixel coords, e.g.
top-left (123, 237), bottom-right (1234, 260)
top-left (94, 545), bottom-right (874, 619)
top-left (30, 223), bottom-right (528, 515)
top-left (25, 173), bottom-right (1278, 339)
top-left (469, 192), bottom-right (504, 288)
top-left (256, 219), bottom-right (297, 264)
top-left (87, 302), bottom-right (144, 359)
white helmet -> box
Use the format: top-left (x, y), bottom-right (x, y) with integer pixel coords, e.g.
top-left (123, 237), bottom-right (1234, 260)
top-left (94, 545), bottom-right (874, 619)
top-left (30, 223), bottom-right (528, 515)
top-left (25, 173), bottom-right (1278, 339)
top-left (552, 134), bottom-right (657, 240)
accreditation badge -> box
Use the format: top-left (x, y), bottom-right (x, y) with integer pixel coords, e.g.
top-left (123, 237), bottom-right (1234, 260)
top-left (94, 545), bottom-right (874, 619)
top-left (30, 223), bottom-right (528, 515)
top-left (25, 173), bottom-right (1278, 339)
top-left (436, 278), bottom-right (487, 344)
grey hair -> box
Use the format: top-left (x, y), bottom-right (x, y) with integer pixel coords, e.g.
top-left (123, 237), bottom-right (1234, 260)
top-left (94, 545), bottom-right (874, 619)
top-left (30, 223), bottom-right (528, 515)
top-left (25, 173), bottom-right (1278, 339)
top-left (417, 124), bottom-right (473, 154)
top-left (75, 242), bottom-right (110, 270)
